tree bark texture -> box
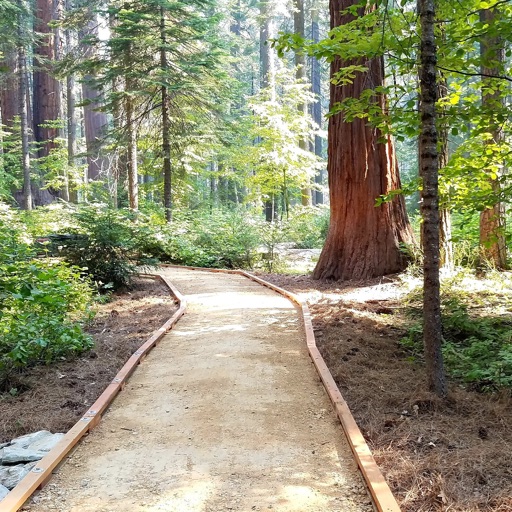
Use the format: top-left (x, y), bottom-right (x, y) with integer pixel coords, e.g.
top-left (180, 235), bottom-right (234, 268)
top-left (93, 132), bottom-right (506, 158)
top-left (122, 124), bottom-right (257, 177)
top-left (33, 0), bottom-right (61, 158)
top-left (0, 52), bottom-right (20, 127)
top-left (479, 7), bottom-right (507, 269)
top-left (418, 0), bottom-right (446, 397)
top-left (312, 0), bottom-right (413, 281)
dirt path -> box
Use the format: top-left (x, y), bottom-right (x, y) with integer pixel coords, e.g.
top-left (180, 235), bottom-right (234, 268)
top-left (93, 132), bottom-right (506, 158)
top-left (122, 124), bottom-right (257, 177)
top-left (23, 268), bottom-right (373, 512)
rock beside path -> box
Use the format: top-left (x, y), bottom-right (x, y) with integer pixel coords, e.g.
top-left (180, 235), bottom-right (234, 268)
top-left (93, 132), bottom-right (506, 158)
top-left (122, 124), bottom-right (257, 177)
top-left (0, 483), bottom-right (9, 500)
top-left (0, 431), bottom-right (63, 501)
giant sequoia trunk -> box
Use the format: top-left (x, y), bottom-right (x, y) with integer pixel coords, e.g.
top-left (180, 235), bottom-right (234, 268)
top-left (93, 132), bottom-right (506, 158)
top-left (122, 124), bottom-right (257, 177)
top-left (0, 52), bottom-right (20, 127)
top-left (33, 0), bottom-right (61, 158)
top-left (81, 15), bottom-right (109, 182)
top-left (312, 1), bottom-right (413, 281)
top-left (479, 7), bottom-right (507, 269)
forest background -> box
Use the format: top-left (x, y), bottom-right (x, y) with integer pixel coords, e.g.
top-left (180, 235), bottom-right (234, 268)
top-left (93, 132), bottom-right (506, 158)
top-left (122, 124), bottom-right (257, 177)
top-left (1, 0), bottom-right (512, 509)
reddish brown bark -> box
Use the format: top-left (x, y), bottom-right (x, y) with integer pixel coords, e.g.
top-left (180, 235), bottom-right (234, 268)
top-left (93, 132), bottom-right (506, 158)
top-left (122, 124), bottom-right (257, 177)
top-left (313, 1), bottom-right (413, 281)
top-left (479, 7), bottom-right (507, 269)
top-left (33, 0), bottom-right (61, 158)
top-left (0, 52), bottom-right (20, 127)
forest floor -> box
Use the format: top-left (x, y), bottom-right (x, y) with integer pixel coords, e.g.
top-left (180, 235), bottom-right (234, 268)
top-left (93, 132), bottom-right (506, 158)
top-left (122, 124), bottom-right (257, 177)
top-left (0, 276), bottom-right (177, 443)
top-left (2, 267), bottom-right (512, 512)
top-left (259, 271), bottom-right (512, 512)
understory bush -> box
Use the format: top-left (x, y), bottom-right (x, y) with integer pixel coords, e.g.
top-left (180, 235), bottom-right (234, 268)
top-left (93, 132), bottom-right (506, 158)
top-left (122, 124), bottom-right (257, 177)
top-left (401, 272), bottom-right (512, 390)
top-left (0, 205), bottom-right (93, 383)
top-left (55, 206), bottom-right (155, 290)
top-left (286, 206), bottom-right (329, 249)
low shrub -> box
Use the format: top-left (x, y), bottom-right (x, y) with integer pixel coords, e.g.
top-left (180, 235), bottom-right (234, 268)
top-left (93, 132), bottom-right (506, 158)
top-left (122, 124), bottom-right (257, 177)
top-left (0, 205), bottom-right (94, 384)
top-left (400, 272), bottom-right (512, 391)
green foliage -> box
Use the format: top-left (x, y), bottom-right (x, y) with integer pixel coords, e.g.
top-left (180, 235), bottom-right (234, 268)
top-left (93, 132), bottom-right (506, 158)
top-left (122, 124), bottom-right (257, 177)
top-left (55, 206), bottom-right (145, 291)
top-left (0, 205), bottom-right (93, 381)
top-left (286, 206), bottom-right (329, 249)
top-left (401, 271), bottom-right (512, 390)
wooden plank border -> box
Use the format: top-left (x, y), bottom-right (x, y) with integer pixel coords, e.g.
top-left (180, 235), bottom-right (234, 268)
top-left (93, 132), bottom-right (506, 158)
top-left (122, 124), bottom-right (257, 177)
top-left (161, 264), bottom-right (401, 512)
top-left (1, 274), bottom-right (186, 512)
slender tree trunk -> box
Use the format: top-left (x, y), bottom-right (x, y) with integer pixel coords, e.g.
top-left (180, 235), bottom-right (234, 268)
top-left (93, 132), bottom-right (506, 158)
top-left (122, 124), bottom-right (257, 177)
top-left (313, 1), bottom-right (413, 281)
top-left (260, 1), bottom-right (277, 221)
top-left (437, 76), bottom-right (453, 270)
top-left (18, 0), bottom-right (32, 210)
top-left (418, 0), bottom-right (446, 397)
top-left (125, 38), bottom-right (138, 211)
top-left (160, 7), bottom-right (172, 222)
top-left (479, 7), bottom-right (507, 269)
top-left (311, 8), bottom-right (324, 206)
top-left (125, 92), bottom-right (138, 211)
top-left (65, 20), bottom-right (76, 203)
top-left (294, 0), bottom-right (311, 206)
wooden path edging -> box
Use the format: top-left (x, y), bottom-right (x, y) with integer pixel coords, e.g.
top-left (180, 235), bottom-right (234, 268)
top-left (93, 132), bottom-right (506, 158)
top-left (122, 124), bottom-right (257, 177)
top-left (160, 264), bottom-right (401, 512)
top-left (1, 274), bottom-right (186, 512)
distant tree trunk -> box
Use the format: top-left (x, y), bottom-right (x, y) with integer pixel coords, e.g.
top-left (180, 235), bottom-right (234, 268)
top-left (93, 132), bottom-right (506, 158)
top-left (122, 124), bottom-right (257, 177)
top-left (418, 0), bottom-right (446, 398)
top-left (312, 0), bottom-right (413, 281)
top-left (260, 1), bottom-right (277, 221)
top-left (294, 0), bottom-right (311, 206)
top-left (311, 8), bottom-right (324, 206)
top-left (160, 7), bottom-right (172, 222)
top-left (80, 15), bottom-right (109, 182)
top-left (64, 18), bottom-right (76, 203)
top-left (437, 77), bottom-right (453, 270)
top-left (125, 41), bottom-right (138, 211)
top-left (33, 0), bottom-right (61, 158)
top-left (18, 0), bottom-right (32, 210)
top-left (0, 52), bottom-right (20, 127)
top-left (479, 7), bottom-right (507, 269)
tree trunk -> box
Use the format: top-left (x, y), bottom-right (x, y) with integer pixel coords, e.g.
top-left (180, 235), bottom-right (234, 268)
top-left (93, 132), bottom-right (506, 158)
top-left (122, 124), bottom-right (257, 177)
top-left (479, 7), bottom-right (507, 269)
top-left (418, 0), bottom-right (446, 397)
top-left (125, 36), bottom-right (138, 211)
top-left (437, 76), bottom-right (453, 270)
top-left (311, 8), bottom-right (324, 206)
top-left (18, 0), bottom-right (32, 210)
top-left (312, 1), bottom-right (413, 281)
top-left (80, 15), bottom-right (109, 182)
top-left (0, 52), bottom-right (20, 127)
top-left (65, 19), bottom-right (76, 203)
top-left (294, 0), bottom-right (311, 206)
top-left (33, 0), bottom-right (61, 158)
top-left (260, 1), bottom-right (277, 221)
top-left (160, 7), bottom-right (172, 222)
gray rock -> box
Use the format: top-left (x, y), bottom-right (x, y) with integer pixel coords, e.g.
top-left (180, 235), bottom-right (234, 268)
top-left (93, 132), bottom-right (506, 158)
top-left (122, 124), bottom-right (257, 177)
top-left (9, 430), bottom-right (54, 449)
top-left (2, 432), bottom-right (64, 464)
top-left (0, 484), bottom-right (9, 501)
top-left (0, 462), bottom-right (35, 490)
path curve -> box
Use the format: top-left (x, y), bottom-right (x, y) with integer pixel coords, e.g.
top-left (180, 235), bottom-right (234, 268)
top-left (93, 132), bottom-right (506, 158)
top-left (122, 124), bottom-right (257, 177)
top-left (23, 267), bottom-right (373, 512)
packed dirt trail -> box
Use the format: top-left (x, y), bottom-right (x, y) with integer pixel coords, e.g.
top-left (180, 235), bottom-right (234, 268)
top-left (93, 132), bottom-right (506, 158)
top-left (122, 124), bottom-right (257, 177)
top-left (23, 267), bottom-right (373, 512)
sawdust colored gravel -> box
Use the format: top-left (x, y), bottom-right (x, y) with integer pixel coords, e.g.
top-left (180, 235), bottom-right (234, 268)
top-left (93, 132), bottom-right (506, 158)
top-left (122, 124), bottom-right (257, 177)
top-left (22, 268), bottom-right (373, 512)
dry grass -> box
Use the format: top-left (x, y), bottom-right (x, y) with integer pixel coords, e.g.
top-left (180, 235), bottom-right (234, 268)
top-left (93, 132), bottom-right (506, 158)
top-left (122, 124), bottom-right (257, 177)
top-left (260, 272), bottom-right (512, 512)
top-left (0, 277), bottom-right (176, 443)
